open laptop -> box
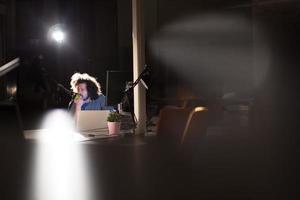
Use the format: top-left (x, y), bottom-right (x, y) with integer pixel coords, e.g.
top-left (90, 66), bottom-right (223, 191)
top-left (24, 110), bottom-right (117, 142)
top-left (77, 110), bottom-right (110, 134)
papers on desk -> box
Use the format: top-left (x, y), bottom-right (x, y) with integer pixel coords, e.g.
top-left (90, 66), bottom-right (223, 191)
top-left (78, 130), bottom-right (119, 142)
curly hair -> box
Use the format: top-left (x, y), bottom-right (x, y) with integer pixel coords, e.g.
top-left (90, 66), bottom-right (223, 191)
top-left (70, 72), bottom-right (102, 100)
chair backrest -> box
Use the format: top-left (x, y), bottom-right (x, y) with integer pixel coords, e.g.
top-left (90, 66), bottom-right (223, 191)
top-left (181, 107), bottom-right (208, 145)
top-left (156, 107), bottom-right (193, 141)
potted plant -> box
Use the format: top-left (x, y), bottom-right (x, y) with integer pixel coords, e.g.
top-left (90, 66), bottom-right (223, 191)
top-left (107, 112), bottom-right (122, 135)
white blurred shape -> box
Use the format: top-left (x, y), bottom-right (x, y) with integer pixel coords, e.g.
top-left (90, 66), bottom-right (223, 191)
top-left (31, 109), bottom-right (93, 200)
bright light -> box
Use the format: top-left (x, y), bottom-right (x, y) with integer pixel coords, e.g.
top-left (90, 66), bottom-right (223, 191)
top-left (38, 109), bottom-right (76, 143)
top-left (52, 30), bottom-right (65, 43)
top-left (48, 24), bottom-right (66, 44)
top-left (30, 109), bottom-right (93, 200)
top-left (194, 107), bottom-right (207, 112)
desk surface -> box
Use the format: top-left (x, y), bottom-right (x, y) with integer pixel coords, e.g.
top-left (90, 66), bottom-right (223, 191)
top-left (0, 134), bottom-right (283, 200)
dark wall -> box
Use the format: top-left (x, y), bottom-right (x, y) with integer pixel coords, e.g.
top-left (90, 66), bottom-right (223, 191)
top-left (0, 0), bottom-right (16, 64)
top-left (252, 1), bottom-right (300, 140)
top-left (144, 0), bottom-right (300, 112)
top-left (145, 0), bottom-right (253, 100)
top-left (117, 0), bottom-right (132, 71)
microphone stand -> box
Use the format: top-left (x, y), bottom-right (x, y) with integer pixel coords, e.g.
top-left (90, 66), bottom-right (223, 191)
top-left (48, 77), bottom-right (76, 110)
top-left (55, 83), bottom-right (77, 110)
top-left (122, 66), bottom-right (149, 134)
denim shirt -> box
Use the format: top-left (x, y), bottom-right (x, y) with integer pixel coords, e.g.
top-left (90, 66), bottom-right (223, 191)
top-left (70, 94), bottom-right (114, 112)
top-left (81, 94), bottom-right (107, 110)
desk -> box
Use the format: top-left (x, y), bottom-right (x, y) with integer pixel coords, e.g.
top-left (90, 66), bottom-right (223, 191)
top-left (0, 134), bottom-right (253, 200)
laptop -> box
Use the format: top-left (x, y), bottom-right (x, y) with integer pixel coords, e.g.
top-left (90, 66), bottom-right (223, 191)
top-left (76, 110), bottom-right (110, 134)
top-left (23, 110), bottom-right (117, 142)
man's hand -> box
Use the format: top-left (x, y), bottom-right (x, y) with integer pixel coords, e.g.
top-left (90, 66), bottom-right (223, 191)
top-left (74, 95), bottom-right (84, 111)
top-left (74, 94), bottom-right (91, 111)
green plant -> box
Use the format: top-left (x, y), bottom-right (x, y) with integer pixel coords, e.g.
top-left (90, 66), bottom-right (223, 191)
top-left (107, 112), bottom-right (121, 122)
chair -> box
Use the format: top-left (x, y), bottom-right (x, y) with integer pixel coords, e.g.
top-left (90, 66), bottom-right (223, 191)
top-left (181, 107), bottom-right (208, 145)
top-left (156, 107), bottom-right (194, 142)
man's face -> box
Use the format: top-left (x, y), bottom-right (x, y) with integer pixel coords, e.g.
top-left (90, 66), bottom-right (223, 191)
top-left (76, 83), bottom-right (88, 100)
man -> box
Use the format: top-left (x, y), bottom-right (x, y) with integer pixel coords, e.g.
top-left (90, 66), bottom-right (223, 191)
top-left (69, 72), bottom-right (113, 114)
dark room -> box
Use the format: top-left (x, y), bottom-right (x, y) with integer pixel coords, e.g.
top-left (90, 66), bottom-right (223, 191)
top-left (0, 0), bottom-right (299, 199)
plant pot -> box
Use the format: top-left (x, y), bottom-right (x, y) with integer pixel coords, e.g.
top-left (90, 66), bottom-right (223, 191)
top-left (107, 122), bottom-right (121, 135)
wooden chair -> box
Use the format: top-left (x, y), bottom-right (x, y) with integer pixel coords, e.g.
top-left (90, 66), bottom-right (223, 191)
top-left (156, 107), bottom-right (194, 142)
top-left (181, 107), bottom-right (208, 145)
